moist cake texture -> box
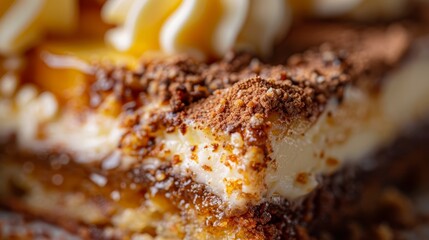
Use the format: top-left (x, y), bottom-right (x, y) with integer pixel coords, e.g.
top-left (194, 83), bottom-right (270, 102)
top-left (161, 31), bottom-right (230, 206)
top-left (1, 22), bottom-right (429, 239)
top-left (1, 1), bottom-right (429, 239)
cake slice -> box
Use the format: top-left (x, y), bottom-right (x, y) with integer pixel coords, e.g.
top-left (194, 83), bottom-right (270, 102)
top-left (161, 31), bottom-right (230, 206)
top-left (1, 21), bottom-right (429, 239)
top-left (1, 1), bottom-right (429, 239)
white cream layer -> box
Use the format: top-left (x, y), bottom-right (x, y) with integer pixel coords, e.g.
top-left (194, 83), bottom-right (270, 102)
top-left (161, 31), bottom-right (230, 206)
top-left (267, 48), bottom-right (429, 200)
top-left (0, 82), bottom-right (124, 163)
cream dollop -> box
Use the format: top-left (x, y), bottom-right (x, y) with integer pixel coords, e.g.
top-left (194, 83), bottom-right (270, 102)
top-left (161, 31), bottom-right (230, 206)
top-left (0, 0), bottom-right (78, 55)
top-left (103, 0), bottom-right (409, 58)
top-left (0, 0), bottom-right (409, 58)
top-left (102, 0), bottom-right (290, 59)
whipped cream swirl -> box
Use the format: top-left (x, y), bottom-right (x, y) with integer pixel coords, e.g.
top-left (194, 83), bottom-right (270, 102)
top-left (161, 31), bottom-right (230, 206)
top-left (0, 0), bottom-right (409, 58)
top-left (103, 0), bottom-right (409, 58)
top-left (102, 0), bottom-right (290, 59)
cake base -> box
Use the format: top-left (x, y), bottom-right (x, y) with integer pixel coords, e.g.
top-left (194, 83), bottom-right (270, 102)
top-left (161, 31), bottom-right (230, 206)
top-left (1, 118), bottom-right (429, 239)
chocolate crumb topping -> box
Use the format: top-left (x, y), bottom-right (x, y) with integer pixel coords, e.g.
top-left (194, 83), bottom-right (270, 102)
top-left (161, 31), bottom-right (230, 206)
top-left (90, 53), bottom-right (255, 113)
top-left (185, 25), bottom-right (409, 134)
top-left (88, 25), bottom-right (410, 155)
top-left (186, 77), bottom-right (310, 134)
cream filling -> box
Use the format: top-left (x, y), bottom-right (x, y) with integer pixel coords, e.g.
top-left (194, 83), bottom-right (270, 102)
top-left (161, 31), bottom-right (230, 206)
top-left (267, 52), bottom-right (429, 200)
top-left (0, 80), bottom-right (124, 163)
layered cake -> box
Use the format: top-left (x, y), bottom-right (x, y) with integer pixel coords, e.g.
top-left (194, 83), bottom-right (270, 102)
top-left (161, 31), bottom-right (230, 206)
top-left (1, 0), bottom-right (429, 239)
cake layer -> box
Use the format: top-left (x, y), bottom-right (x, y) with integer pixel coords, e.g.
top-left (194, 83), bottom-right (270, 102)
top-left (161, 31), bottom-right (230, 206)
top-left (1, 111), bottom-right (429, 239)
top-left (1, 1), bottom-right (429, 239)
top-left (0, 10), bottom-right (429, 238)
top-left (1, 23), bottom-right (429, 211)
